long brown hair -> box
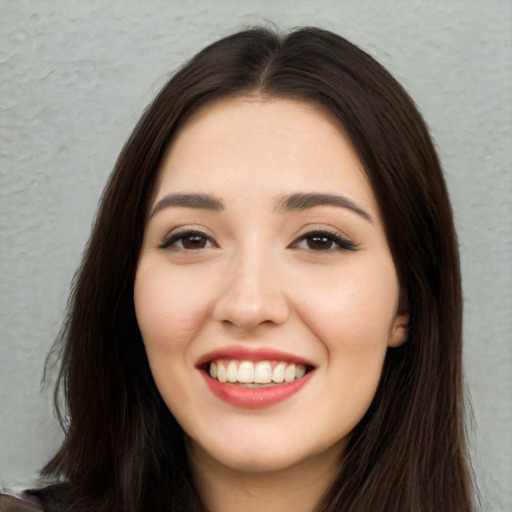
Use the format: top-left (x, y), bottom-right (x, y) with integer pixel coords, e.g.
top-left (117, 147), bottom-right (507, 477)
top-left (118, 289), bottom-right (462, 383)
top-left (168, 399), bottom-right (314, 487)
top-left (36, 27), bottom-right (474, 511)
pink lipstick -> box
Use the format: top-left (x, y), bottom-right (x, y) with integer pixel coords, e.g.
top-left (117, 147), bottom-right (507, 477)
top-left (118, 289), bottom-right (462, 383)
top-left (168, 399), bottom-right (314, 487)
top-left (196, 346), bottom-right (315, 409)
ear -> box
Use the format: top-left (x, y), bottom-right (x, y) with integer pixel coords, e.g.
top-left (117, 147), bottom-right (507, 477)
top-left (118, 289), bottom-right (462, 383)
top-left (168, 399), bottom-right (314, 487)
top-left (388, 291), bottom-right (409, 348)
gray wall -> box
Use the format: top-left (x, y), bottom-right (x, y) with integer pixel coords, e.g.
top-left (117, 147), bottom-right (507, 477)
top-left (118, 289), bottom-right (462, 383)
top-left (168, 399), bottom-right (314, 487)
top-left (1, 1), bottom-right (511, 510)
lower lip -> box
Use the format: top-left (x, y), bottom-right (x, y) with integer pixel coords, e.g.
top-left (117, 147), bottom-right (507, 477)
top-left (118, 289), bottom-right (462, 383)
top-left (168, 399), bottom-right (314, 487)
top-left (202, 370), bottom-right (314, 409)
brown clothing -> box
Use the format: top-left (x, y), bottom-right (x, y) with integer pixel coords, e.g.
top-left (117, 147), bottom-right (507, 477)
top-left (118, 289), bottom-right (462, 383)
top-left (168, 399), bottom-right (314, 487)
top-left (0, 492), bottom-right (43, 512)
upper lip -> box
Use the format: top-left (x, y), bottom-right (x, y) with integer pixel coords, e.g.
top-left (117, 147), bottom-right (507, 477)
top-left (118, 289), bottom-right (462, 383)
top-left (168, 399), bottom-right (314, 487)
top-left (195, 345), bottom-right (315, 369)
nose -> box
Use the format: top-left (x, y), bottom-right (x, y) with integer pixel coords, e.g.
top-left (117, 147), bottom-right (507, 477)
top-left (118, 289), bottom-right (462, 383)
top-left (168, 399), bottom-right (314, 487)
top-left (212, 252), bottom-right (290, 331)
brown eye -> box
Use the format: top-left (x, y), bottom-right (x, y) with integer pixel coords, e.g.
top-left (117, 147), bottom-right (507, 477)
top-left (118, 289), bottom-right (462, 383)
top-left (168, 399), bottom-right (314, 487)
top-left (159, 230), bottom-right (214, 250)
top-left (306, 235), bottom-right (334, 250)
top-left (291, 230), bottom-right (357, 252)
top-left (181, 234), bottom-right (209, 250)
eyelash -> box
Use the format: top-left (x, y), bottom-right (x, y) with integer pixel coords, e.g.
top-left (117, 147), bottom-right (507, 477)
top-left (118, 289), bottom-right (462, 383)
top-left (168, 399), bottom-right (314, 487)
top-left (159, 229), bottom-right (215, 251)
top-left (290, 229), bottom-right (357, 252)
top-left (159, 228), bottom-right (357, 253)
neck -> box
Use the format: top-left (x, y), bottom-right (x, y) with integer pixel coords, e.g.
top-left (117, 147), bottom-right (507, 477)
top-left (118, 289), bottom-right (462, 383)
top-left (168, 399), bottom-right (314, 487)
top-left (187, 440), bottom-right (343, 512)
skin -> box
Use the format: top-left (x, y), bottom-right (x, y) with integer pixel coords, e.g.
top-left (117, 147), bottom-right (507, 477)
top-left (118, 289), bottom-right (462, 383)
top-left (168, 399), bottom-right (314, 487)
top-left (134, 96), bottom-right (408, 512)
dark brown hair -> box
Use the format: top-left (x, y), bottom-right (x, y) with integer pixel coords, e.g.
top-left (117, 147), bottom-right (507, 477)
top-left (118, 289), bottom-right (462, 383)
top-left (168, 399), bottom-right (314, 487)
top-left (35, 27), bottom-right (474, 511)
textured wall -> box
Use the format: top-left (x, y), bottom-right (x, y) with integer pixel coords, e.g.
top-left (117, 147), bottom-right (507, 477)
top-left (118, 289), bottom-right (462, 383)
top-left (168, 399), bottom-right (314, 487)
top-left (1, 1), bottom-right (511, 510)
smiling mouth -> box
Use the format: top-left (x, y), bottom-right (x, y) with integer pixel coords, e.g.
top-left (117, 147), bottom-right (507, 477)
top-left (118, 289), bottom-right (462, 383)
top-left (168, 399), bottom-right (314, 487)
top-left (204, 359), bottom-right (312, 388)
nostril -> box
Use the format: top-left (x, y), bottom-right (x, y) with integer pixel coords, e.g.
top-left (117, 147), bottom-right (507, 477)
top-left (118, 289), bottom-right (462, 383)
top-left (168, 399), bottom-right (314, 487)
top-left (213, 295), bottom-right (290, 330)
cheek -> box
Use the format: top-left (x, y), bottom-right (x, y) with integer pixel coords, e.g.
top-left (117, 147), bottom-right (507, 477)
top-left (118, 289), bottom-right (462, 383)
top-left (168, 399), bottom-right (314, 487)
top-left (295, 258), bottom-right (398, 425)
top-left (133, 267), bottom-right (212, 415)
top-left (296, 258), bottom-right (400, 353)
top-left (134, 267), bottom-right (210, 359)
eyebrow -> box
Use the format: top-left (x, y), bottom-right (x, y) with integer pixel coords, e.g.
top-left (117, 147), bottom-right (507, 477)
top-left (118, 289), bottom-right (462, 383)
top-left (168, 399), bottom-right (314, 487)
top-left (150, 191), bottom-right (372, 223)
top-left (275, 193), bottom-right (373, 223)
top-left (150, 193), bottom-right (225, 218)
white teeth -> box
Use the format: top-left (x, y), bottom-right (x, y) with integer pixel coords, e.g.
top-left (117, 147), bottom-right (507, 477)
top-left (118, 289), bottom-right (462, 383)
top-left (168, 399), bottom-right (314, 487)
top-left (254, 361), bottom-right (272, 384)
top-left (208, 359), bottom-right (309, 385)
top-left (284, 363), bottom-right (296, 382)
top-left (227, 360), bottom-right (238, 383)
top-left (238, 361), bottom-right (255, 383)
top-left (272, 361), bottom-right (286, 383)
top-left (217, 362), bottom-right (227, 383)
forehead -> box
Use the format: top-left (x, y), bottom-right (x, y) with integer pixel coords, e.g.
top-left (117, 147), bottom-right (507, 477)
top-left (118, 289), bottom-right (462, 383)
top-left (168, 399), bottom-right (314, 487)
top-left (154, 96), bottom-right (378, 216)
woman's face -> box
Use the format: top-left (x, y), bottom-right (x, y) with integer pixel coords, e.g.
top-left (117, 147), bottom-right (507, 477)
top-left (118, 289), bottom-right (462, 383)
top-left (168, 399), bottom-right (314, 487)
top-left (134, 97), bottom-right (408, 474)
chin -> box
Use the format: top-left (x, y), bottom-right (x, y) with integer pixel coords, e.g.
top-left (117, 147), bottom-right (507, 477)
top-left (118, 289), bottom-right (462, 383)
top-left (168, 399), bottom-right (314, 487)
top-left (221, 449), bottom-right (304, 473)
top-left (187, 427), bottom-right (346, 476)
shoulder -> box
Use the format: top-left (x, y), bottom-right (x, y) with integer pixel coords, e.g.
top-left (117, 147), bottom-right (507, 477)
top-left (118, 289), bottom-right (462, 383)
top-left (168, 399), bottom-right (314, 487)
top-left (0, 491), bottom-right (43, 512)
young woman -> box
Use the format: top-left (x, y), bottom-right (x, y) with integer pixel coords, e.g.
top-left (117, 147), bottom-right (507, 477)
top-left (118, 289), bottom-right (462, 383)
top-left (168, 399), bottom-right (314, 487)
top-left (1, 27), bottom-right (474, 511)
